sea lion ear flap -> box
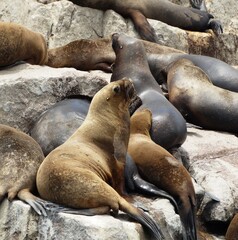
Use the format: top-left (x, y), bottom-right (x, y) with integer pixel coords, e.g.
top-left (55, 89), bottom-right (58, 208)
top-left (112, 85), bottom-right (121, 94)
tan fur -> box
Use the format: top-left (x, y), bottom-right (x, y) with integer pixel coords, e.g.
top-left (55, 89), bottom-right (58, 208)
top-left (36, 80), bottom-right (163, 239)
top-left (225, 213), bottom-right (238, 240)
top-left (0, 124), bottom-right (44, 203)
top-left (128, 109), bottom-right (197, 239)
top-left (0, 22), bottom-right (48, 67)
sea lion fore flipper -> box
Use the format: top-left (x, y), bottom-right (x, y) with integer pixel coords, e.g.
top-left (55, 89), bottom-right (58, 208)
top-left (208, 18), bottom-right (223, 35)
top-left (17, 189), bottom-right (47, 216)
top-left (189, 0), bottom-right (207, 12)
top-left (127, 9), bottom-right (159, 43)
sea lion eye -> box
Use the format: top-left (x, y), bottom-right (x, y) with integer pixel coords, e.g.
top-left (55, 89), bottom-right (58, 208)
top-left (113, 85), bottom-right (121, 94)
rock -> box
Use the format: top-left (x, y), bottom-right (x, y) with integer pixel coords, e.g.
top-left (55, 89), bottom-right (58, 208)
top-left (183, 128), bottom-right (238, 225)
top-left (0, 197), bottom-right (182, 240)
top-left (0, 63), bottom-right (109, 132)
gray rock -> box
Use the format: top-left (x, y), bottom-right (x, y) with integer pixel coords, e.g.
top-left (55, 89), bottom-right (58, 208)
top-left (183, 128), bottom-right (238, 223)
top-left (0, 63), bottom-right (109, 132)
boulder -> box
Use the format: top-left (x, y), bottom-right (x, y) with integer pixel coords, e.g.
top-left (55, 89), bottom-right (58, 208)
top-left (0, 64), bottom-right (109, 132)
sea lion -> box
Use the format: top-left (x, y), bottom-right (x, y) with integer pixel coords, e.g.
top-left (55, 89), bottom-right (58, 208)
top-left (165, 58), bottom-right (238, 133)
top-left (111, 33), bottom-right (187, 150)
top-left (36, 79), bottom-right (163, 239)
top-left (29, 94), bottom-right (141, 156)
top-left (29, 97), bottom-right (91, 156)
top-left (46, 35), bottom-right (184, 72)
top-left (46, 38), bottom-right (115, 73)
top-left (225, 213), bottom-right (238, 240)
top-left (148, 53), bottom-right (238, 93)
top-left (0, 22), bottom-right (48, 67)
top-left (128, 109), bottom-right (197, 240)
top-left (0, 124), bottom-right (46, 215)
top-left (37, 0), bottom-right (222, 42)
top-left (70, 0), bottom-right (222, 42)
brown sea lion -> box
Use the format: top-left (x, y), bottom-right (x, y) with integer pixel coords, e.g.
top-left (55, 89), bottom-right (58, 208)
top-left (111, 33), bottom-right (187, 150)
top-left (36, 79), bottom-right (163, 239)
top-left (0, 22), bottom-right (48, 67)
top-left (128, 109), bottom-right (197, 240)
top-left (225, 213), bottom-right (238, 240)
top-left (46, 35), bottom-right (183, 72)
top-left (0, 124), bottom-right (46, 215)
top-left (165, 58), bottom-right (238, 133)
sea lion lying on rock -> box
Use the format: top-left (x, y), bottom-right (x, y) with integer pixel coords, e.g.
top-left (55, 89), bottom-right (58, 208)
top-left (0, 22), bottom-right (48, 67)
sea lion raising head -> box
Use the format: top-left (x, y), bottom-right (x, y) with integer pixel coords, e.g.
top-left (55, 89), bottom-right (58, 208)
top-left (36, 79), bottom-right (163, 239)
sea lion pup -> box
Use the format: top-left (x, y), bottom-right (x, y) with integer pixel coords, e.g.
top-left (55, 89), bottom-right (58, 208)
top-left (165, 58), bottom-right (238, 133)
top-left (128, 109), bottom-right (197, 240)
top-left (111, 33), bottom-right (187, 151)
top-left (70, 0), bottom-right (222, 42)
top-left (0, 124), bottom-right (46, 215)
top-left (0, 22), bottom-right (48, 67)
top-left (225, 213), bottom-right (238, 240)
top-left (36, 79), bottom-right (163, 239)
top-left (29, 97), bottom-right (91, 156)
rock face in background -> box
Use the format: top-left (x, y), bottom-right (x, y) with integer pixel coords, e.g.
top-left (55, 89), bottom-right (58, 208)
top-left (0, 0), bottom-right (238, 239)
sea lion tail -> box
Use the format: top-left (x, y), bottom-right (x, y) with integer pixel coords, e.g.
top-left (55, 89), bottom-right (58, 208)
top-left (118, 197), bottom-right (164, 240)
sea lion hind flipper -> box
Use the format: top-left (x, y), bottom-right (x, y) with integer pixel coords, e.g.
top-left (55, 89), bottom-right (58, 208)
top-left (36, 199), bottom-right (110, 216)
top-left (127, 9), bottom-right (159, 43)
top-left (179, 197), bottom-right (197, 240)
top-left (119, 197), bottom-right (164, 240)
top-left (17, 189), bottom-right (47, 216)
top-left (189, 0), bottom-right (207, 12)
top-left (125, 154), bottom-right (179, 212)
top-left (208, 19), bottom-right (223, 35)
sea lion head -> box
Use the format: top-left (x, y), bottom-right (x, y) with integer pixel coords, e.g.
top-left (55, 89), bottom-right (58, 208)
top-left (111, 33), bottom-right (140, 55)
top-left (89, 78), bottom-right (136, 115)
top-left (130, 109), bottom-right (152, 136)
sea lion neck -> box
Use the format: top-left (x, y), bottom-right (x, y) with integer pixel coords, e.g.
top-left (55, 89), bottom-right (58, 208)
top-left (130, 110), bottom-right (152, 137)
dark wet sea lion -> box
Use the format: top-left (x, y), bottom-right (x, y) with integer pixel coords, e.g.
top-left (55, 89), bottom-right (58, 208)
top-left (111, 33), bottom-right (187, 150)
top-left (29, 98), bottom-right (91, 156)
top-left (70, 0), bottom-right (222, 42)
top-left (36, 79), bottom-right (163, 239)
top-left (0, 22), bottom-right (48, 67)
top-left (128, 109), bottom-right (197, 240)
top-left (148, 53), bottom-right (238, 93)
top-left (37, 0), bottom-right (222, 42)
top-left (0, 124), bottom-right (46, 215)
top-left (166, 58), bottom-right (238, 133)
